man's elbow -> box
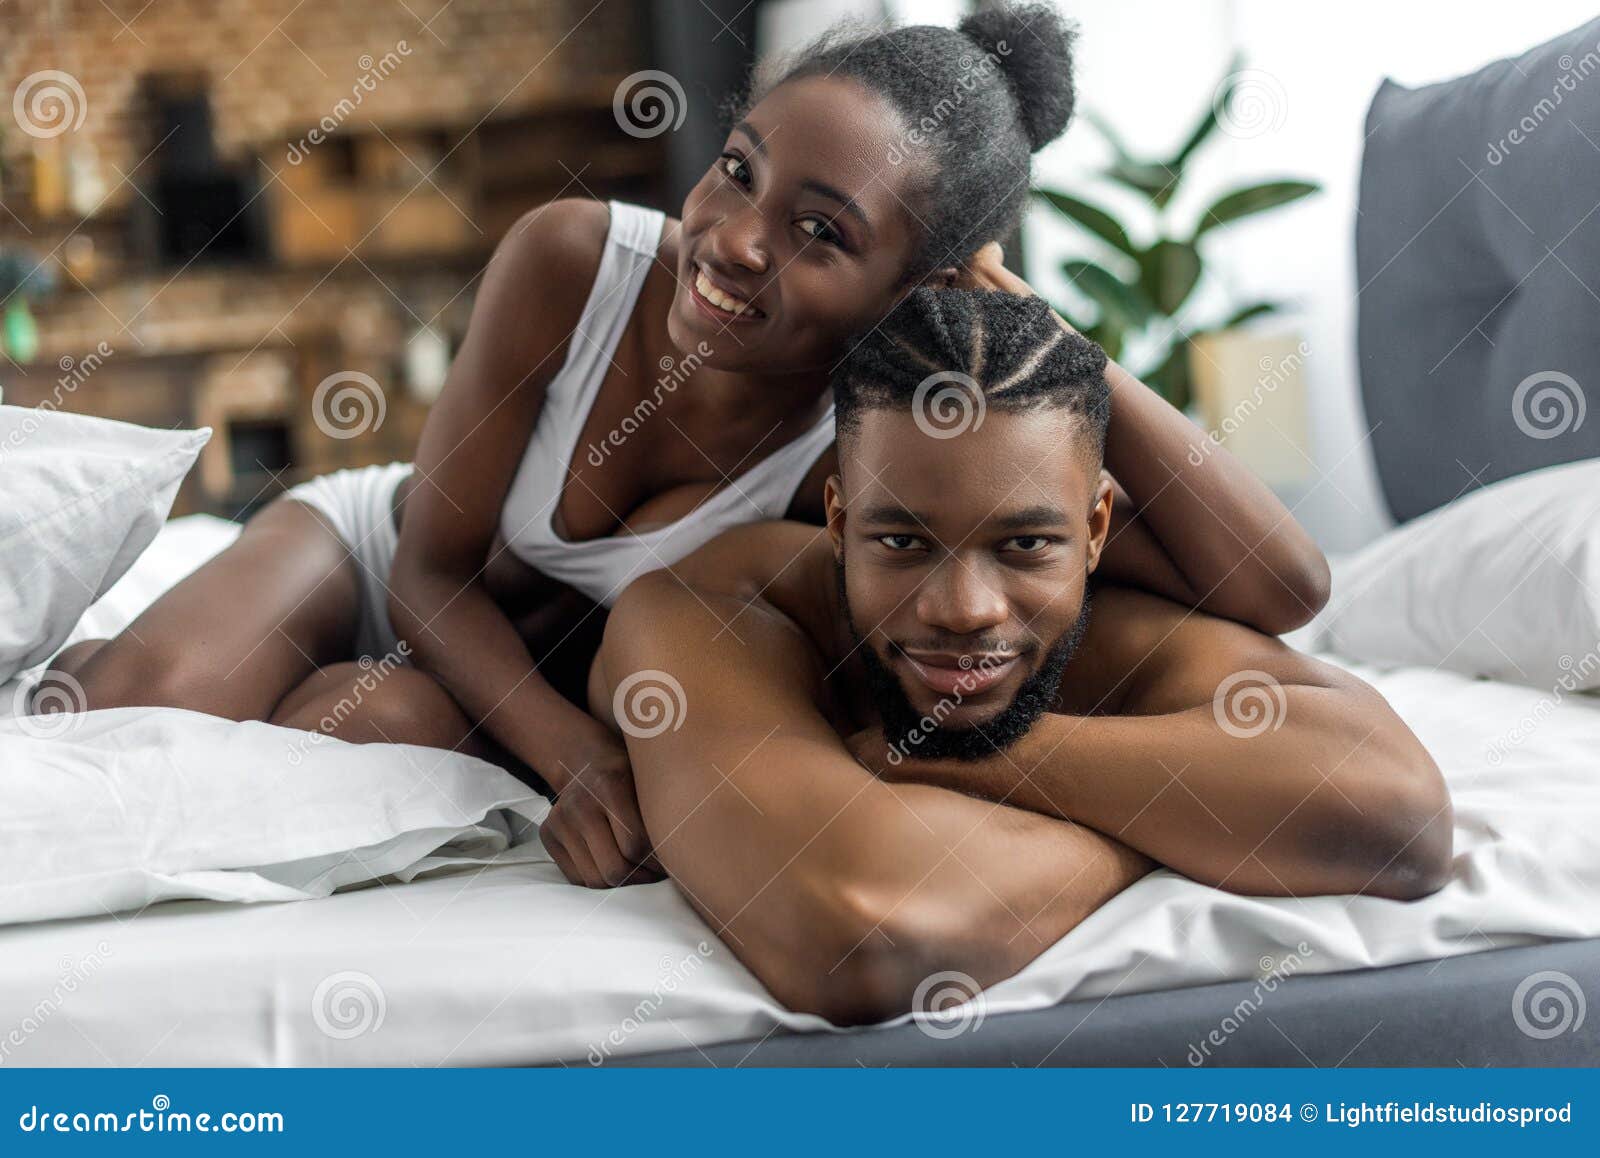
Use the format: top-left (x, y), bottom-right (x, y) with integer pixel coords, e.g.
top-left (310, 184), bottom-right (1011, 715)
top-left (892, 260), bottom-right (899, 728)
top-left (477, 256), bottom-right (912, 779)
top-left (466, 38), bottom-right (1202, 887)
top-left (1368, 793), bottom-right (1453, 901)
top-left (1353, 757), bottom-right (1454, 901)
top-left (762, 879), bottom-right (973, 1027)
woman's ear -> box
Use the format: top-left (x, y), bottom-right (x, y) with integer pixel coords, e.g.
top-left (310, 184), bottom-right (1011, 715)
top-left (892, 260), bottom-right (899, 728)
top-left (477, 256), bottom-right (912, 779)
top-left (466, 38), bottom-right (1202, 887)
top-left (824, 474), bottom-right (848, 561)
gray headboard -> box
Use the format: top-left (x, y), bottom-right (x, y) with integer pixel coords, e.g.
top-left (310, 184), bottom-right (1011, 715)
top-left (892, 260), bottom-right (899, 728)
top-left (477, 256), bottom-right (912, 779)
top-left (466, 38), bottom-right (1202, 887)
top-left (1356, 17), bottom-right (1600, 523)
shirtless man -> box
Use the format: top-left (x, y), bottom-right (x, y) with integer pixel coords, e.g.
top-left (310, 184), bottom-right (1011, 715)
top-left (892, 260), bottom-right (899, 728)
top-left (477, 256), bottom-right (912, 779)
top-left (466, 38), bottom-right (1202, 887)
top-left (574, 289), bottom-right (1452, 1024)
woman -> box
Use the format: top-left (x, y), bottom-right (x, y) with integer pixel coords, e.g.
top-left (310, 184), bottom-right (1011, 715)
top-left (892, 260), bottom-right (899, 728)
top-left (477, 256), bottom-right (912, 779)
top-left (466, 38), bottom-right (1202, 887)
top-left (46, 4), bottom-right (1328, 884)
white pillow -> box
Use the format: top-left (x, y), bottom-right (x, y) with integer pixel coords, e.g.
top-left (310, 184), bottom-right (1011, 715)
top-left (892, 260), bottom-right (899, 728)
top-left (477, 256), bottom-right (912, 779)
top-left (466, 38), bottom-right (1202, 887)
top-left (0, 705), bottom-right (550, 926)
top-left (1320, 458), bottom-right (1600, 690)
top-left (0, 406), bottom-right (210, 683)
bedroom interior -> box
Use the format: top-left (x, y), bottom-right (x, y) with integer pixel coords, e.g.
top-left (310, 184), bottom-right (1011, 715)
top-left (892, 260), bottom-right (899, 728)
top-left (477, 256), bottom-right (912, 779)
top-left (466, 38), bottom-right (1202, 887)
top-left (1, 0), bottom-right (1598, 1087)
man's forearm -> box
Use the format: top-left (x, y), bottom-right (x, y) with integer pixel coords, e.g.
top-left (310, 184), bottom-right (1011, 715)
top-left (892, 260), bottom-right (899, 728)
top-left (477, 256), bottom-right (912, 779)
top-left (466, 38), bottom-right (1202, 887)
top-left (878, 697), bottom-right (1450, 899)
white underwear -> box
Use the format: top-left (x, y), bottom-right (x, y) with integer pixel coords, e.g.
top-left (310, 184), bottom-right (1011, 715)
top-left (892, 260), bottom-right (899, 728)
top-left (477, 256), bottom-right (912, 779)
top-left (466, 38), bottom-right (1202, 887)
top-left (280, 462), bottom-right (414, 661)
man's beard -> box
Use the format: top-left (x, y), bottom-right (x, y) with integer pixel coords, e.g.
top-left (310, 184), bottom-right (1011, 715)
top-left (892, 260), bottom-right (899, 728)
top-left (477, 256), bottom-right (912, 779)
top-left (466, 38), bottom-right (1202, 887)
top-left (838, 560), bottom-right (1092, 762)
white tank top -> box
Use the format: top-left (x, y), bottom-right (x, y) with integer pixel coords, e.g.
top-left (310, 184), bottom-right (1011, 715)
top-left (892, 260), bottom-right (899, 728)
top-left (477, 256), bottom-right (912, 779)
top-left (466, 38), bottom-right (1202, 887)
top-left (498, 201), bottom-right (836, 607)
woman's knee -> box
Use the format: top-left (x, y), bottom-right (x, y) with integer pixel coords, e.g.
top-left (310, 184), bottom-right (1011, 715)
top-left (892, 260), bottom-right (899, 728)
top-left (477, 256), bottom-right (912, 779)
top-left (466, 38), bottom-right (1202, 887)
top-left (269, 662), bottom-right (483, 755)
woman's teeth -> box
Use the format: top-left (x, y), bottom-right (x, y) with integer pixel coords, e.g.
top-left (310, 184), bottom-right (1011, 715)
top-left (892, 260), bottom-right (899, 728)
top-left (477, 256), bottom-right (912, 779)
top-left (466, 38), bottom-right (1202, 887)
top-left (694, 265), bottom-right (761, 318)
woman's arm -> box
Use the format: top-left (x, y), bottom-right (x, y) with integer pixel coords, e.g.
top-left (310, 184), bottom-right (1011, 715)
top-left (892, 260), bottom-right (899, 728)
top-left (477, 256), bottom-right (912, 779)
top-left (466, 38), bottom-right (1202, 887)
top-left (386, 199), bottom-right (626, 797)
top-left (959, 244), bottom-right (1330, 634)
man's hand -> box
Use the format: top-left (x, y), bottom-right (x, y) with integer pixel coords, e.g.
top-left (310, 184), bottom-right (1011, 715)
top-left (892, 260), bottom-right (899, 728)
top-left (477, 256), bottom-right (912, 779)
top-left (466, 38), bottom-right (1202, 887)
top-left (542, 736), bottom-right (664, 888)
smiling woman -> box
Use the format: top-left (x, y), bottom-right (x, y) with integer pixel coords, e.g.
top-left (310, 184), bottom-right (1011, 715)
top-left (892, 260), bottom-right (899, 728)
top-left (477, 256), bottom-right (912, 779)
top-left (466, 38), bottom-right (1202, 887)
top-left (42, 2), bottom-right (1327, 892)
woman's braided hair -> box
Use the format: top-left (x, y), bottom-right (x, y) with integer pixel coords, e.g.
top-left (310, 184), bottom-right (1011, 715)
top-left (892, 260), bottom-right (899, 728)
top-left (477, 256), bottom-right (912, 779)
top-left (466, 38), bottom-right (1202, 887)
top-left (742, 2), bottom-right (1077, 279)
top-left (832, 288), bottom-right (1111, 462)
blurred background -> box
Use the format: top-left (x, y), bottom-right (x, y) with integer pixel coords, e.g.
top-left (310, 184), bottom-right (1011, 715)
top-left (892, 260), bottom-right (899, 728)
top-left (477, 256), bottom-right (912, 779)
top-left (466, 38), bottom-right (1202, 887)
top-left (1, 0), bottom-right (1593, 550)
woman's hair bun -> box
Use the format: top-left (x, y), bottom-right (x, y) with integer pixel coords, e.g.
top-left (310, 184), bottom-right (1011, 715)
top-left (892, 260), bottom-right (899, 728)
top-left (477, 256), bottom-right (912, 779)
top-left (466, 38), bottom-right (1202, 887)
top-left (957, 2), bottom-right (1078, 152)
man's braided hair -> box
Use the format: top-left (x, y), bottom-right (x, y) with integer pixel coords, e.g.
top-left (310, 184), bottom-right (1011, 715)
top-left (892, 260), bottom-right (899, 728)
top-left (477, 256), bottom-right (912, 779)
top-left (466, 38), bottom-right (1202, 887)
top-left (832, 288), bottom-right (1112, 463)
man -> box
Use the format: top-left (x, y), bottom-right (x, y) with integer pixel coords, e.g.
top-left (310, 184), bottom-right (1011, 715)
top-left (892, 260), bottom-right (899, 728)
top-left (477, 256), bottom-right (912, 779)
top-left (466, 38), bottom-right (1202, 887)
top-left (563, 289), bottom-right (1451, 1025)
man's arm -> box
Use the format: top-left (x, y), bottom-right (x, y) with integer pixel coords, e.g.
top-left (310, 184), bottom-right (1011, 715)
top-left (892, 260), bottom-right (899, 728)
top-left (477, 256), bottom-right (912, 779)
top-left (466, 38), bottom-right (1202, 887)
top-left (592, 571), bottom-right (1153, 1025)
top-left (858, 588), bottom-right (1453, 901)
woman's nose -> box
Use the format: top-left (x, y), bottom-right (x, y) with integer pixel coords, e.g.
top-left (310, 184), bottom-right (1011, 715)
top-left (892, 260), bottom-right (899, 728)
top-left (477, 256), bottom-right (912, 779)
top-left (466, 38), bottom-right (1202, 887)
top-left (708, 202), bottom-right (770, 275)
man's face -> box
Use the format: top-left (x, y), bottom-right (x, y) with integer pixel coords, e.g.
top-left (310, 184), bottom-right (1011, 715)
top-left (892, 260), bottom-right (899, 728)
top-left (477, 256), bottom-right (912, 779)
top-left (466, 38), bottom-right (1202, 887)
top-left (826, 405), bottom-right (1112, 758)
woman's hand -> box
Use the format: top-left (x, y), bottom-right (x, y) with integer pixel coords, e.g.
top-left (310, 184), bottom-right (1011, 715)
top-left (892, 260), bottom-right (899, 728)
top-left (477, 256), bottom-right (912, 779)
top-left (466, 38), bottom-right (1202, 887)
top-left (541, 727), bottom-right (664, 889)
top-left (951, 238), bottom-right (1330, 633)
top-left (955, 241), bottom-right (1043, 302)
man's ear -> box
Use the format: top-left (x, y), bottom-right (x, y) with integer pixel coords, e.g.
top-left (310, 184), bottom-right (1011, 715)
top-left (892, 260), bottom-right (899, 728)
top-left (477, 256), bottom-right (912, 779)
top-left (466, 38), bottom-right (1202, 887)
top-left (922, 265), bottom-right (960, 289)
top-left (823, 473), bottom-right (848, 561)
top-left (1084, 469), bottom-right (1114, 575)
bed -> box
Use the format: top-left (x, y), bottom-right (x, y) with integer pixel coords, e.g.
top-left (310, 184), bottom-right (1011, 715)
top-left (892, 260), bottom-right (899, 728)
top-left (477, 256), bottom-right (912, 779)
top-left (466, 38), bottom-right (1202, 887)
top-left (4, 21), bottom-right (1600, 1068)
top-left (3, 497), bottom-right (1599, 1065)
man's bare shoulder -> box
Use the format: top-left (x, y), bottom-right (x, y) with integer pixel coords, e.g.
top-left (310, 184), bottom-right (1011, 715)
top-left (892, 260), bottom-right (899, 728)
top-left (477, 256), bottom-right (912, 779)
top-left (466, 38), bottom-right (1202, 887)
top-left (1065, 583), bottom-right (1363, 717)
top-left (658, 520), bottom-right (840, 640)
top-left (596, 554), bottom-right (836, 728)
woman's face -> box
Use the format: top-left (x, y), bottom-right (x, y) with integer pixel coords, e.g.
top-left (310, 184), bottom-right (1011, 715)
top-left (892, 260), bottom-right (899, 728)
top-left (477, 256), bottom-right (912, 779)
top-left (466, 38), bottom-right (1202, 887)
top-left (669, 75), bottom-right (929, 374)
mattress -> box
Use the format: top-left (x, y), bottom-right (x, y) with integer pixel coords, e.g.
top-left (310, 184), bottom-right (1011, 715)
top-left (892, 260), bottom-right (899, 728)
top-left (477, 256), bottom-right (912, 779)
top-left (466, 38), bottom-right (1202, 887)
top-left (2, 517), bottom-right (1598, 1066)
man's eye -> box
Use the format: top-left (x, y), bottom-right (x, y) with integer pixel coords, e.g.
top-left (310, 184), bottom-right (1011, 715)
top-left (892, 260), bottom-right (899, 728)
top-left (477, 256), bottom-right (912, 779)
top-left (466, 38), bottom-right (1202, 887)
top-left (718, 154), bottom-right (751, 185)
top-left (877, 534), bottom-right (924, 551)
top-left (1005, 536), bottom-right (1053, 553)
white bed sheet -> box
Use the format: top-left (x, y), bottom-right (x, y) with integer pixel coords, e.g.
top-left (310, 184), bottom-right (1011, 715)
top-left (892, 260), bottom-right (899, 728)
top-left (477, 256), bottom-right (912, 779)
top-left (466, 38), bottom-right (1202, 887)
top-left (2, 518), bottom-right (1598, 1066)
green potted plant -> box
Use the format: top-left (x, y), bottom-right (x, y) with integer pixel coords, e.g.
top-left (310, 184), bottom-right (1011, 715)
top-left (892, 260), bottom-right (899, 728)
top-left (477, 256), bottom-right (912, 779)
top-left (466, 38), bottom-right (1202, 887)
top-left (1034, 60), bottom-right (1319, 410)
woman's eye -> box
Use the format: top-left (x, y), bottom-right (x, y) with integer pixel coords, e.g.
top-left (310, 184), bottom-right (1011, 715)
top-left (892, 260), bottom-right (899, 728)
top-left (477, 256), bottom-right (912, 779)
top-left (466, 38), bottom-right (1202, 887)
top-left (877, 534), bottom-right (924, 551)
top-left (718, 154), bottom-right (751, 185)
top-left (797, 217), bottom-right (841, 246)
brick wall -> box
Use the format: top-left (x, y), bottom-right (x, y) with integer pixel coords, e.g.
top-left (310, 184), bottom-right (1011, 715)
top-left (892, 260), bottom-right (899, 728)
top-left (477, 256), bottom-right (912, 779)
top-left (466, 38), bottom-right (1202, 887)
top-left (2, 0), bottom-right (645, 209)
top-left (0, 0), bottom-right (655, 517)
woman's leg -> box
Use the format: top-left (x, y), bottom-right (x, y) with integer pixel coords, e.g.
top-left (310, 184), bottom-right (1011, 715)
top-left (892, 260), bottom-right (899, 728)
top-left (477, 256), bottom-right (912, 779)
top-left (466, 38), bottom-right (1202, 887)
top-left (268, 661), bottom-right (512, 767)
top-left (46, 498), bottom-right (362, 721)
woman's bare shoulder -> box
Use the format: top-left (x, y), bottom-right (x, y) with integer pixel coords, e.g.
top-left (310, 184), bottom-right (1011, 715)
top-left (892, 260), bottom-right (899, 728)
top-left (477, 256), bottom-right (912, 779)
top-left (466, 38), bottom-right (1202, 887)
top-left (493, 198), bottom-right (612, 291)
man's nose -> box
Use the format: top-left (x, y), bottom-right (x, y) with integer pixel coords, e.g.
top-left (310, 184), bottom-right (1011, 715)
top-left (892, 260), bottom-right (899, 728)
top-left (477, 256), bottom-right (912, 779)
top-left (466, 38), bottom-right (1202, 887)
top-left (915, 558), bottom-right (1009, 637)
